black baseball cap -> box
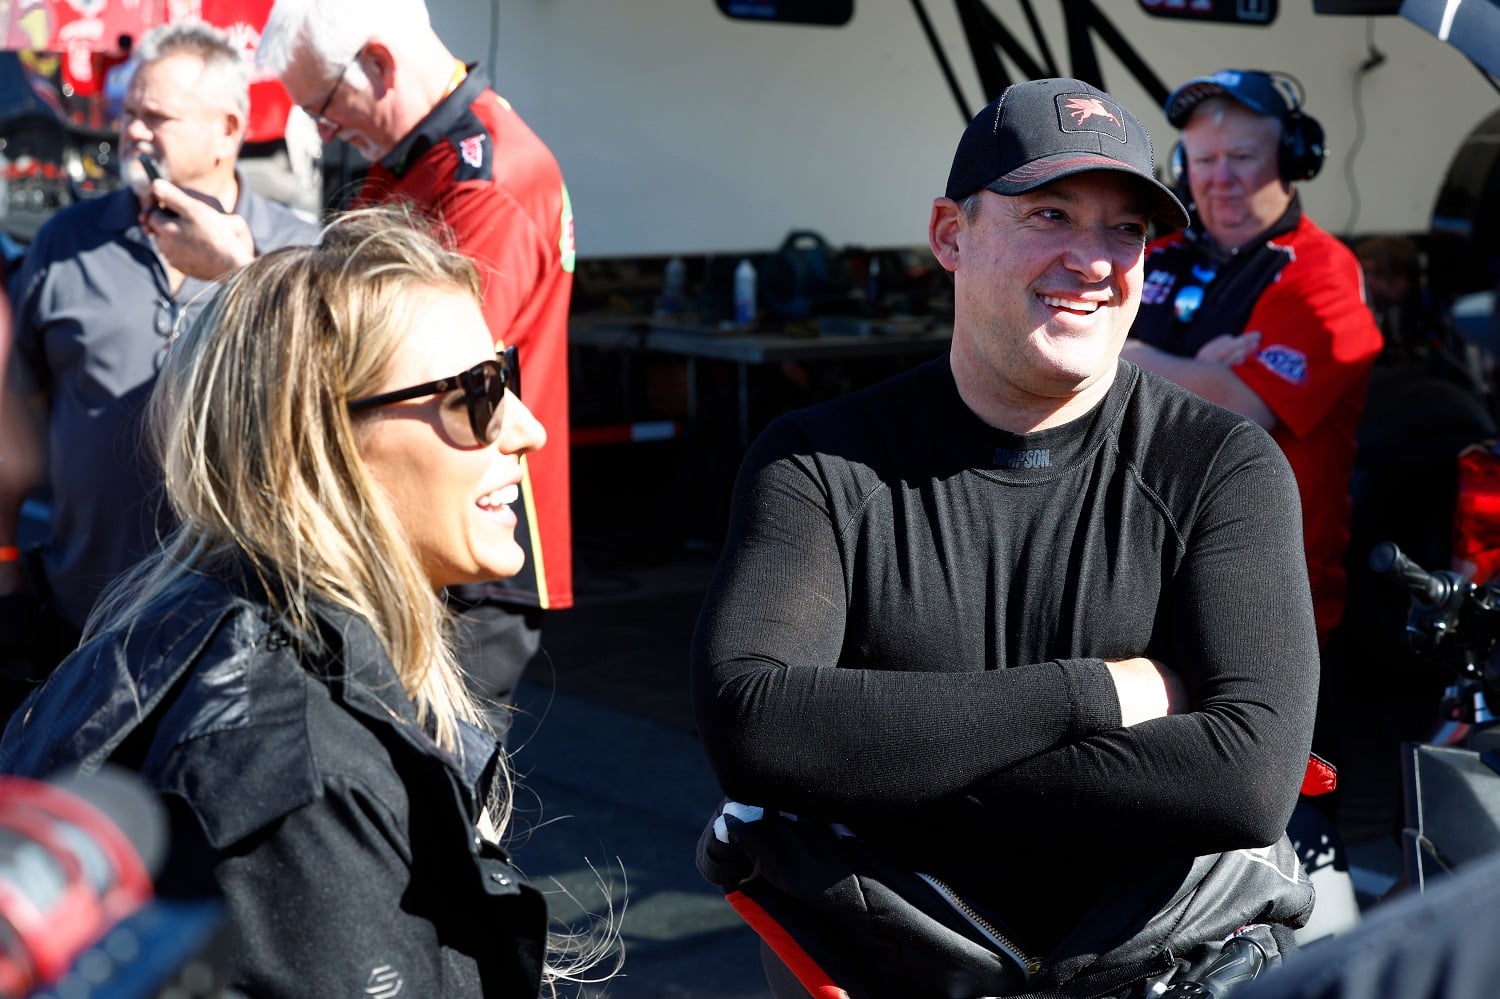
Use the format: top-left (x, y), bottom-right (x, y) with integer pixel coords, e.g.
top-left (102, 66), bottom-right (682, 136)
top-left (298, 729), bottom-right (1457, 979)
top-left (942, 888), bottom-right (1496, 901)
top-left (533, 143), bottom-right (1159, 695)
top-left (944, 77), bottom-right (1188, 229)
top-left (1165, 69), bottom-right (1294, 128)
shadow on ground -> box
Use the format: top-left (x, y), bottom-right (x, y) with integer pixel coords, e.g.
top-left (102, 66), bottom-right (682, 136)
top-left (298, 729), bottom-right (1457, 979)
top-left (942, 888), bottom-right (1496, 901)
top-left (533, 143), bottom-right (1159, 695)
top-left (505, 539), bottom-right (768, 998)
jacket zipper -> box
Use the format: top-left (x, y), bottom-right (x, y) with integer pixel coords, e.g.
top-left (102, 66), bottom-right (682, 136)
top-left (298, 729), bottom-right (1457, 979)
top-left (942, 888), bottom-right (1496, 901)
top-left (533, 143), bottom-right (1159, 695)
top-left (917, 872), bottom-right (1043, 980)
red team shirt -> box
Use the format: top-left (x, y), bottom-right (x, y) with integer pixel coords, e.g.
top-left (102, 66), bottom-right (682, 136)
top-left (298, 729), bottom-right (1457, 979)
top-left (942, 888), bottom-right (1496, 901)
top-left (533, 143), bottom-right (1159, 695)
top-left (356, 66), bottom-right (575, 609)
top-left (1135, 207), bottom-right (1383, 643)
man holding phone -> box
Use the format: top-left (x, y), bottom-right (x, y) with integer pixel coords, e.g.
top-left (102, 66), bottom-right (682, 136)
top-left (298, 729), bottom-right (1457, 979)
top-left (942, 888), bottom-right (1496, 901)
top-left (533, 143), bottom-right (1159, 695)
top-left (0, 21), bottom-right (315, 696)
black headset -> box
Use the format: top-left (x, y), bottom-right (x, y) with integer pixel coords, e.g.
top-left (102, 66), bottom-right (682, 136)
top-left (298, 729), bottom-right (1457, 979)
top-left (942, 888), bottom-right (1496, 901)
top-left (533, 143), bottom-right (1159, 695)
top-left (1168, 70), bottom-right (1326, 199)
top-left (1276, 98), bottom-right (1327, 183)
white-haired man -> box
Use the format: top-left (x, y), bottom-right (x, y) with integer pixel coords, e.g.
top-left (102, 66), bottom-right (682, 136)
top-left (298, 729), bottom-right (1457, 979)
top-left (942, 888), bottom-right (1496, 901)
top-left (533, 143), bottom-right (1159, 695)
top-left (1124, 69), bottom-right (1382, 651)
top-left (0, 22), bottom-right (316, 701)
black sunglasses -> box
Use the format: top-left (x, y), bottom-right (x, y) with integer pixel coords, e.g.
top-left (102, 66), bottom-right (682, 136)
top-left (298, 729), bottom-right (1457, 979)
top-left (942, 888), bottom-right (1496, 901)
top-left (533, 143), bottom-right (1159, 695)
top-left (349, 346), bottom-right (519, 446)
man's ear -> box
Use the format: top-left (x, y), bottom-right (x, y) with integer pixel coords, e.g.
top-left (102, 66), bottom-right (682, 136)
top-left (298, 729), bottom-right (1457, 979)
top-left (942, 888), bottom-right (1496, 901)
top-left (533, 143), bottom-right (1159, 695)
top-left (216, 109), bottom-right (245, 163)
top-left (362, 41), bottom-right (396, 98)
top-left (929, 197), bottom-right (964, 274)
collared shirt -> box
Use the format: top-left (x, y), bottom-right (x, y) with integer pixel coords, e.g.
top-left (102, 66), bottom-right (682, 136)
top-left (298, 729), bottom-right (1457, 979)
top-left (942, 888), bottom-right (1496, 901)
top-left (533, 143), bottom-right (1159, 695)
top-left (355, 65), bottom-right (576, 610)
top-left (1133, 198), bottom-right (1384, 642)
top-left (11, 178), bottom-right (318, 628)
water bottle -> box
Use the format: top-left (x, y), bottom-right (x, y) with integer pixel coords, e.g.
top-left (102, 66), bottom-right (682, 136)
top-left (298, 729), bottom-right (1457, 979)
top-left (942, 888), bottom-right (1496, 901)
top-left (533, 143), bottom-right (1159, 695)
top-left (733, 258), bottom-right (757, 327)
top-left (658, 255), bottom-right (686, 316)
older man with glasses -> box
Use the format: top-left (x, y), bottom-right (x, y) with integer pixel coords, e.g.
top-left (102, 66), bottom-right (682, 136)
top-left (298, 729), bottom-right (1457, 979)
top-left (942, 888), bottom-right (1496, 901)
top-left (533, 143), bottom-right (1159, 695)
top-left (0, 21), bottom-right (317, 707)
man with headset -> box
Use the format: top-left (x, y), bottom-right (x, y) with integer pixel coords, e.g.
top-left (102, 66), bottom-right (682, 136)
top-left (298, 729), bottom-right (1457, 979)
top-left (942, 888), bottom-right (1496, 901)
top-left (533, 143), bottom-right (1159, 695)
top-left (1126, 69), bottom-right (1381, 651)
top-left (1124, 69), bottom-right (1383, 939)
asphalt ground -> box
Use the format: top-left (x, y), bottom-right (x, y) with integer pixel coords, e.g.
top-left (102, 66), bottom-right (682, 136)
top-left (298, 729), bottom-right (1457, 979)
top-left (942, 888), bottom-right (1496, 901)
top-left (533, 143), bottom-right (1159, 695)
top-left (504, 546), bottom-right (765, 998)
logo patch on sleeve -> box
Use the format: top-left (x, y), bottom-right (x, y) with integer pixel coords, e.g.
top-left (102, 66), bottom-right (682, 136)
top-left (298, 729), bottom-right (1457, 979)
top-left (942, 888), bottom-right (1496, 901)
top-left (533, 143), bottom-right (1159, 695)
top-left (1254, 343), bottom-right (1308, 384)
top-left (459, 134), bottom-right (487, 170)
top-left (364, 965), bottom-right (403, 998)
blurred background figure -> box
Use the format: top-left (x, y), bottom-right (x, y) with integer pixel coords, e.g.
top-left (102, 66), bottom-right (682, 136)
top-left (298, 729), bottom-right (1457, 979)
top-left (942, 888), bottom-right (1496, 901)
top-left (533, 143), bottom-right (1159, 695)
top-left (1355, 234), bottom-right (1420, 344)
top-left (0, 21), bottom-right (316, 717)
top-left (101, 34), bottom-right (134, 129)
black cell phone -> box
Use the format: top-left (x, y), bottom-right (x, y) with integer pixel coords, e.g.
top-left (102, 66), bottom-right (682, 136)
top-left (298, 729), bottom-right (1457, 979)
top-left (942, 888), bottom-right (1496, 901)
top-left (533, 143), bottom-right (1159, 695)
top-left (137, 153), bottom-right (177, 217)
top-left (137, 151), bottom-right (164, 184)
top-left (136, 153), bottom-right (225, 215)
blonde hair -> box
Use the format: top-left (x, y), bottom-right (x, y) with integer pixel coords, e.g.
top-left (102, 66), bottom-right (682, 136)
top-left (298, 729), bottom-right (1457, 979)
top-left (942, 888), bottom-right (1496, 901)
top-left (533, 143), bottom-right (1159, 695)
top-left (92, 207), bottom-right (623, 989)
top-left (92, 207), bottom-right (482, 754)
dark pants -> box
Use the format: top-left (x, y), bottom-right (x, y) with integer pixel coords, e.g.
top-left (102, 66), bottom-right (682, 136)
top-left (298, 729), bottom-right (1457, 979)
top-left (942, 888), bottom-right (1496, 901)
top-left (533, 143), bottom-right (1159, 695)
top-left (1283, 634), bottom-right (1363, 941)
top-left (447, 593), bottom-right (544, 741)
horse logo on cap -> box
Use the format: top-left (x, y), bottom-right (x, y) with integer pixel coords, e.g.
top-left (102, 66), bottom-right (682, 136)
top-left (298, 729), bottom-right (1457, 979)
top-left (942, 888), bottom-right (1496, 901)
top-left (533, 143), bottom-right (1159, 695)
top-left (1064, 97), bottom-right (1121, 129)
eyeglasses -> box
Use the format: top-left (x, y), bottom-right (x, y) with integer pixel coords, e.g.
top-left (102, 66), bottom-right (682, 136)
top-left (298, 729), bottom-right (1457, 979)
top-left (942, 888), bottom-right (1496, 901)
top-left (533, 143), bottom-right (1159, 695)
top-left (349, 346), bottom-right (519, 446)
top-left (307, 46), bottom-right (361, 132)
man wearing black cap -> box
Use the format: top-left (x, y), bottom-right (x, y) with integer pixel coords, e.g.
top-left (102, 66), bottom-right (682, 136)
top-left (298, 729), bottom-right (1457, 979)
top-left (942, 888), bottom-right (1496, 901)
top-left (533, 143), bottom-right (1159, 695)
top-left (693, 77), bottom-right (1320, 998)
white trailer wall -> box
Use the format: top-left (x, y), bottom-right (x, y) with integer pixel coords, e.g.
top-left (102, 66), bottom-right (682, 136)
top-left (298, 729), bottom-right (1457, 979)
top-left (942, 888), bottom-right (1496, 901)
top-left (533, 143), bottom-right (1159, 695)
top-left (430, 1), bottom-right (1497, 259)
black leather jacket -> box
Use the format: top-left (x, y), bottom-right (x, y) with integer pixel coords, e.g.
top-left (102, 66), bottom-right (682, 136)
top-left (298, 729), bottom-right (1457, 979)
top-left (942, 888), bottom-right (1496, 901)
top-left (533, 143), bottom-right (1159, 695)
top-left (0, 566), bottom-right (546, 997)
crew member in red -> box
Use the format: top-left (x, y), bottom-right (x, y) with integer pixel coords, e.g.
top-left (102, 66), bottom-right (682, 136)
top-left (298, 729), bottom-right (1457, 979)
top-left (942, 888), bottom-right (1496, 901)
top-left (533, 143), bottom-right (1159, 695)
top-left (1124, 69), bottom-right (1381, 650)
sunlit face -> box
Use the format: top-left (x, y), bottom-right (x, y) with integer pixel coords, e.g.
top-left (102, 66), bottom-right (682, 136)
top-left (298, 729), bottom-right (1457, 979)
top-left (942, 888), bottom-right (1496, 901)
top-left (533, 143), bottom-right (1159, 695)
top-left (281, 46), bottom-right (393, 162)
top-left (355, 285), bottom-right (547, 590)
top-left (1180, 98), bottom-right (1293, 251)
top-left (119, 52), bottom-right (237, 198)
top-left (936, 172), bottom-right (1150, 424)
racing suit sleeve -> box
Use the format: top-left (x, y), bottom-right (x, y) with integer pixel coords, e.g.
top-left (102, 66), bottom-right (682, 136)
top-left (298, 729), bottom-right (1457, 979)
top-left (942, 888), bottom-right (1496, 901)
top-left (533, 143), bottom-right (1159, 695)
top-left (434, 179), bottom-right (550, 349)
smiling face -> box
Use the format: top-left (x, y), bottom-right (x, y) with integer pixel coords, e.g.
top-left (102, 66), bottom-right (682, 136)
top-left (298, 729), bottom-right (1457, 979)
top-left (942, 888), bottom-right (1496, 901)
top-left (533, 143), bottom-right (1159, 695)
top-left (355, 285), bottom-right (546, 589)
top-left (1180, 97), bottom-right (1292, 251)
top-left (931, 171), bottom-right (1151, 430)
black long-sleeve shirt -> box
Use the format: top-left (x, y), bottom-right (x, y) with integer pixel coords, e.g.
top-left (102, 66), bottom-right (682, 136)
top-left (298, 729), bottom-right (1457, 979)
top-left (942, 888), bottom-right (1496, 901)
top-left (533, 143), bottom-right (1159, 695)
top-left (692, 356), bottom-right (1319, 947)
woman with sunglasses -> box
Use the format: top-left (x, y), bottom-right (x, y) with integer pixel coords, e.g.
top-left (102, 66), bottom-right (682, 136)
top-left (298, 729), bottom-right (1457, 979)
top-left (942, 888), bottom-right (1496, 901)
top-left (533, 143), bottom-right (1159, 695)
top-left (0, 208), bottom-right (591, 996)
